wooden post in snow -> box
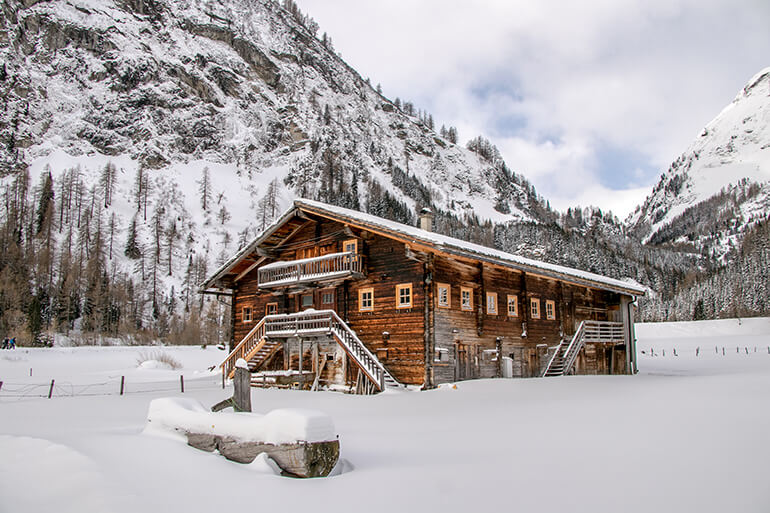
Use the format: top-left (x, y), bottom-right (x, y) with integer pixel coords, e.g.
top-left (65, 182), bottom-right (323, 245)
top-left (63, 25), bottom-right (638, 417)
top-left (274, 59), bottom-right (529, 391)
top-left (212, 358), bottom-right (252, 413)
top-left (233, 360), bottom-right (251, 412)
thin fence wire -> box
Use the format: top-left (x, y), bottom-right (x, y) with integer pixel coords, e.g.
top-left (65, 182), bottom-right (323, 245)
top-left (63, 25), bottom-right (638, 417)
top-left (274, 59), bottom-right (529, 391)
top-left (0, 375), bottom-right (226, 400)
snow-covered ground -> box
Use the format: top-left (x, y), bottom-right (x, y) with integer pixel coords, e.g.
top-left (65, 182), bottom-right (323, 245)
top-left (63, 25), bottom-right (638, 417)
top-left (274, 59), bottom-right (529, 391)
top-left (1, 318), bottom-right (769, 513)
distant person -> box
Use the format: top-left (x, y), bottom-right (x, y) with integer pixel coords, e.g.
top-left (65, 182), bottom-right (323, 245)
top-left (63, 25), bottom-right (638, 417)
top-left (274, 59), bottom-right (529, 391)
top-left (9, 337), bottom-right (16, 349)
top-left (1, 337), bottom-right (8, 349)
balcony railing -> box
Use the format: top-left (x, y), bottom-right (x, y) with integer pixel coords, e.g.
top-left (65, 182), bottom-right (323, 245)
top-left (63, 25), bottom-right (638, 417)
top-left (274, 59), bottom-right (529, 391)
top-left (258, 251), bottom-right (362, 288)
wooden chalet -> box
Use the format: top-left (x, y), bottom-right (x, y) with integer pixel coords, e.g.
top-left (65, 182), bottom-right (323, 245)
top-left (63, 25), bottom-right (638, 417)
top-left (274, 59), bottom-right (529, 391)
top-left (201, 199), bottom-right (646, 393)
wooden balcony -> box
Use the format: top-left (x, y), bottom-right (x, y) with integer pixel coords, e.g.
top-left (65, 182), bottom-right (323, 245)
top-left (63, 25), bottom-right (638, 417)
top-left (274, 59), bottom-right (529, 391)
top-left (258, 251), bottom-right (363, 289)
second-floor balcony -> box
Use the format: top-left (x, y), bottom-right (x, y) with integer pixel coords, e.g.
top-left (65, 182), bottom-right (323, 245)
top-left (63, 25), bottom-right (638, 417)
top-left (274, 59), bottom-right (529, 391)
top-left (258, 251), bottom-right (363, 289)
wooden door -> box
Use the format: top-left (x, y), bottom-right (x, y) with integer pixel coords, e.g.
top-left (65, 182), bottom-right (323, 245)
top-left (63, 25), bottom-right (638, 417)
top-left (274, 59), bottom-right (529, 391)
top-left (456, 343), bottom-right (480, 381)
top-left (319, 288), bottom-right (336, 312)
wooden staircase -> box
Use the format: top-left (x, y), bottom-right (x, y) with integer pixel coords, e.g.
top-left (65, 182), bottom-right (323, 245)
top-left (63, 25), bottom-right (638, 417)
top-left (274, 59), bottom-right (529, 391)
top-left (543, 321), bottom-right (625, 377)
top-left (221, 310), bottom-right (402, 392)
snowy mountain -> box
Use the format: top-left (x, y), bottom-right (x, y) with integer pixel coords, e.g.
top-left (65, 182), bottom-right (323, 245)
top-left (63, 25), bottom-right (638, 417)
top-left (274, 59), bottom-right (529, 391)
top-left (0, 0), bottom-right (557, 339)
top-left (0, 0), bottom-right (547, 225)
top-left (627, 68), bottom-right (770, 258)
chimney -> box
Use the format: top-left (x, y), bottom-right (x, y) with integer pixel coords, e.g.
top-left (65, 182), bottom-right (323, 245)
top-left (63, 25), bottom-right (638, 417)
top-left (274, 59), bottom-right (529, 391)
top-left (419, 207), bottom-right (434, 232)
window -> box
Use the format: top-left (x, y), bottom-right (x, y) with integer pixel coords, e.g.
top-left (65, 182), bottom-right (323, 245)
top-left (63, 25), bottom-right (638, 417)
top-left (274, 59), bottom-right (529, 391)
top-left (396, 283), bottom-right (412, 309)
top-left (343, 239), bottom-right (358, 254)
top-left (434, 348), bottom-right (449, 363)
top-left (507, 295), bottom-right (518, 317)
top-left (546, 300), bottom-right (556, 320)
top-left (486, 292), bottom-right (497, 315)
top-left (359, 288), bottom-right (374, 312)
top-left (322, 290), bottom-right (335, 305)
top-left (530, 298), bottom-right (540, 319)
top-left (461, 287), bottom-right (473, 311)
top-left (265, 303), bottom-right (277, 316)
top-left (437, 283), bottom-right (450, 308)
top-left (482, 349), bottom-right (499, 363)
top-left (242, 306), bottom-right (253, 323)
top-left (301, 294), bottom-right (313, 309)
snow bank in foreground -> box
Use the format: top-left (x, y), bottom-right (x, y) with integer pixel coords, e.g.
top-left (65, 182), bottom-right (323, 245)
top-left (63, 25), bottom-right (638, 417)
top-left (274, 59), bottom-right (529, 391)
top-left (0, 435), bottom-right (118, 513)
top-left (145, 398), bottom-right (336, 444)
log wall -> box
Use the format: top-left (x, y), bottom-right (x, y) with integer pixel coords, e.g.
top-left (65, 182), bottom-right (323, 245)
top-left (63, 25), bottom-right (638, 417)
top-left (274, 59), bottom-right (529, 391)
top-left (230, 215), bottom-right (632, 388)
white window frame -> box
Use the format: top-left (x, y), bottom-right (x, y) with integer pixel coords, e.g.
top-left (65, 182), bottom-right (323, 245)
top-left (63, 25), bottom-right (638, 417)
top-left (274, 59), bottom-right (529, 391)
top-left (507, 295), bottom-right (518, 317)
top-left (437, 283), bottom-right (450, 308)
top-left (486, 292), bottom-right (497, 315)
top-left (531, 298), bottom-right (540, 319)
top-left (546, 300), bottom-right (556, 320)
top-left (343, 238), bottom-right (358, 254)
top-left (396, 283), bottom-right (413, 309)
top-left (359, 288), bottom-right (374, 312)
top-left (461, 286), bottom-right (473, 311)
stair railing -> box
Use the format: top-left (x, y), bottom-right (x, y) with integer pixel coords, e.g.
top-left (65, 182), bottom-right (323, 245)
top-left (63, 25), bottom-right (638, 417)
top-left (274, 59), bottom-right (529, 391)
top-left (559, 321), bottom-right (587, 376)
top-left (542, 320), bottom-right (626, 377)
top-left (221, 317), bottom-right (267, 379)
top-left (222, 309), bottom-right (400, 391)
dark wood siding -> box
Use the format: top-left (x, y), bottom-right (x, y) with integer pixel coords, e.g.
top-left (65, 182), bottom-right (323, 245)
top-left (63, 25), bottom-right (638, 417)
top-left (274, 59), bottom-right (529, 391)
top-left (229, 213), bottom-right (633, 388)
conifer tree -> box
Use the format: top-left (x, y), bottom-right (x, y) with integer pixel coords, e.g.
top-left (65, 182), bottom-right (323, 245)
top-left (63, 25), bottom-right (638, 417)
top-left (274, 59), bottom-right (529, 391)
top-left (125, 215), bottom-right (142, 259)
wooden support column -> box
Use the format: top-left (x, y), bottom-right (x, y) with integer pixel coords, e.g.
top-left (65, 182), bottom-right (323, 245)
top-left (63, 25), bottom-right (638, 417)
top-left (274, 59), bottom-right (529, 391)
top-left (476, 263), bottom-right (485, 337)
top-left (299, 338), bottom-right (303, 373)
top-left (423, 254), bottom-right (435, 389)
top-left (343, 281), bottom-right (349, 323)
top-left (520, 272), bottom-right (529, 338)
top-left (228, 295), bottom-right (236, 352)
top-left (557, 282), bottom-right (565, 339)
top-left (621, 296), bottom-right (637, 374)
top-left (495, 337), bottom-right (503, 378)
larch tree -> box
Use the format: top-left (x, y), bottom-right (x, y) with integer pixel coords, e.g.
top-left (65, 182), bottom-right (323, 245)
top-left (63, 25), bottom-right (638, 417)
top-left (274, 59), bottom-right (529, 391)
top-left (197, 166), bottom-right (212, 212)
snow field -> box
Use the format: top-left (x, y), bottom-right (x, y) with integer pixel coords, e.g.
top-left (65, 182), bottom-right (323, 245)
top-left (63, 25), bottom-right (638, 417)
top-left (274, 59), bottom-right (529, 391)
top-left (0, 318), bottom-right (768, 513)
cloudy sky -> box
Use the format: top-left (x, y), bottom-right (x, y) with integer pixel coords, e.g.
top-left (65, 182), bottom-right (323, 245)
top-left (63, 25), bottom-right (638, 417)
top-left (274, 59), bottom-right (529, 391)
top-left (298, 0), bottom-right (769, 218)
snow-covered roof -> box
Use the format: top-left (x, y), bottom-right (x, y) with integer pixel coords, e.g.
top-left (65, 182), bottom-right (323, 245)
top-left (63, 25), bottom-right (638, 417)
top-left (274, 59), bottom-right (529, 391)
top-left (202, 199), bottom-right (646, 297)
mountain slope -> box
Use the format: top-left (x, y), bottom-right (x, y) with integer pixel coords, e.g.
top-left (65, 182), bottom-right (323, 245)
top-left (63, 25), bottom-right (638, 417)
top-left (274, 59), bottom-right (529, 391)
top-left (627, 68), bottom-right (770, 258)
top-left (0, 0), bottom-right (546, 226)
top-left (0, 0), bottom-right (559, 341)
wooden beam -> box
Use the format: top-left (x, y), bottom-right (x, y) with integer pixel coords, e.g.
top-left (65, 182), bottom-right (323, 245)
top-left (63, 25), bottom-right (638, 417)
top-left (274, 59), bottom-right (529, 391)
top-left (234, 257), bottom-right (266, 282)
top-left (272, 220), bottom-right (312, 250)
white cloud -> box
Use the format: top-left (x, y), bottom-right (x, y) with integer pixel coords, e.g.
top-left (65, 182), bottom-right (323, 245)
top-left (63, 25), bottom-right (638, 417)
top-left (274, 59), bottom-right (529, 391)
top-left (298, 0), bottom-right (770, 216)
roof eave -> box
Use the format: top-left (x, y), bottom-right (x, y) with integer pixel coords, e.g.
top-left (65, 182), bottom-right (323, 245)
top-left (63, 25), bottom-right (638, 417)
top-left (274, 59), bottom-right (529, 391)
top-left (198, 204), bottom-right (301, 291)
top-left (296, 199), bottom-right (646, 297)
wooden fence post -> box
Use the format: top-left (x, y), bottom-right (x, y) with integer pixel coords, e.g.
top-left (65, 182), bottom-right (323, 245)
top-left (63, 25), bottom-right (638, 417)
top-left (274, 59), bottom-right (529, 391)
top-left (120, 376), bottom-right (125, 395)
top-left (180, 375), bottom-right (185, 393)
top-left (233, 365), bottom-right (251, 412)
top-left (48, 379), bottom-right (55, 399)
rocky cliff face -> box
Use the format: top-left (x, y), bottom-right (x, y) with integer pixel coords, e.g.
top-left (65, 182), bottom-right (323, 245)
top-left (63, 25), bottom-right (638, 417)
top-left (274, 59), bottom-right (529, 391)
top-left (627, 68), bottom-right (770, 259)
top-left (0, 0), bottom-right (545, 221)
